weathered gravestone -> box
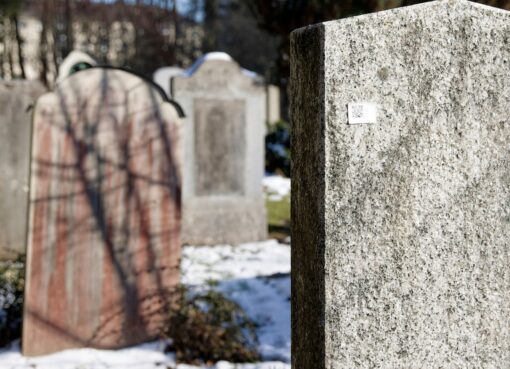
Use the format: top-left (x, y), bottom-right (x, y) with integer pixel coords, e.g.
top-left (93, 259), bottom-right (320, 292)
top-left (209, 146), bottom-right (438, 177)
top-left (153, 66), bottom-right (184, 99)
top-left (23, 68), bottom-right (182, 356)
top-left (0, 81), bottom-right (45, 260)
top-left (266, 84), bottom-right (281, 124)
top-left (291, 0), bottom-right (510, 368)
top-left (173, 52), bottom-right (267, 245)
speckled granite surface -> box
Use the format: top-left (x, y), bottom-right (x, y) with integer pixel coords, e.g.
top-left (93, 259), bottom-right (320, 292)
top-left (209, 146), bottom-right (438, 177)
top-left (291, 1), bottom-right (510, 368)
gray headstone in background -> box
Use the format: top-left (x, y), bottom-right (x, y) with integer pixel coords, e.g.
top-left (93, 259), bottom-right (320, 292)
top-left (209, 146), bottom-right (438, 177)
top-left (291, 1), bottom-right (510, 368)
top-left (266, 84), bottom-right (281, 123)
top-left (173, 52), bottom-right (267, 245)
top-left (153, 66), bottom-right (184, 99)
top-left (0, 80), bottom-right (45, 260)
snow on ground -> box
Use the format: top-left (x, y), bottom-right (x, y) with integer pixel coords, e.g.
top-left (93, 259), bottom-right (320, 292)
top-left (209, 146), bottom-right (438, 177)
top-left (263, 176), bottom-right (290, 201)
top-left (183, 52), bottom-right (260, 80)
top-left (183, 240), bottom-right (291, 362)
top-left (0, 240), bottom-right (291, 369)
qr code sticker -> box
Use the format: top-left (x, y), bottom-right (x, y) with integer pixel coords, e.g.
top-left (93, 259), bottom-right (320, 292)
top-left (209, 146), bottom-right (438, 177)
top-left (348, 102), bottom-right (377, 124)
top-left (351, 104), bottom-right (364, 119)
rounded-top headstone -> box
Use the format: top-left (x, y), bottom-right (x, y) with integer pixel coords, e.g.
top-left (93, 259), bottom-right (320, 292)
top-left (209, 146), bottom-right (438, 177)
top-left (23, 67), bottom-right (182, 356)
top-left (172, 52), bottom-right (267, 245)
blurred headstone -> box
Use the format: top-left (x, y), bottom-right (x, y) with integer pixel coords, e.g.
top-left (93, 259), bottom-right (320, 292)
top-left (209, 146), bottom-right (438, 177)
top-left (173, 52), bottom-right (267, 245)
top-left (57, 50), bottom-right (97, 83)
top-left (291, 0), bottom-right (510, 368)
top-left (23, 68), bottom-right (182, 356)
top-left (153, 66), bottom-right (184, 99)
top-left (266, 84), bottom-right (281, 123)
top-left (0, 81), bottom-right (45, 260)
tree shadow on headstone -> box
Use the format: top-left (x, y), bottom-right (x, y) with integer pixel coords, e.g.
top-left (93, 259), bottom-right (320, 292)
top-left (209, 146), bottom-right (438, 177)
top-left (23, 68), bottom-right (182, 356)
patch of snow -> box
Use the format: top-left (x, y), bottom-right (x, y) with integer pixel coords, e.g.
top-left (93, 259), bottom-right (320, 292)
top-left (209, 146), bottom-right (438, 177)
top-left (183, 52), bottom-right (262, 83)
top-left (217, 276), bottom-right (290, 362)
top-left (184, 52), bottom-right (233, 76)
top-left (0, 341), bottom-right (174, 369)
top-left (182, 240), bottom-right (290, 284)
top-left (241, 68), bottom-right (259, 79)
top-left (263, 176), bottom-right (290, 201)
top-left (202, 52), bottom-right (233, 62)
top-left (183, 240), bottom-right (291, 362)
top-left (0, 240), bottom-right (291, 368)
top-left (0, 340), bottom-right (289, 369)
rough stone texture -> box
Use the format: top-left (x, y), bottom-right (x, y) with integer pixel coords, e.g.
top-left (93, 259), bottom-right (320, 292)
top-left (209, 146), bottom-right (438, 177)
top-left (173, 53), bottom-right (267, 245)
top-left (0, 81), bottom-right (46, 260)
top-left (23, 68), bottom-right (182, 356)
top-left (291, 1), bottom-right (510, 368)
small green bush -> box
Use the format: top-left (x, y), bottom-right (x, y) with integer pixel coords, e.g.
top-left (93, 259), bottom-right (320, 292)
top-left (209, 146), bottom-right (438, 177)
top-left (266, 120), bottom-right (290, 177)
top-left (0, 256), bottom-right (25, 347)
top-left (266, 195), bottom-right (291, 241)
top-left (164, 286), bottom-right (260, 365)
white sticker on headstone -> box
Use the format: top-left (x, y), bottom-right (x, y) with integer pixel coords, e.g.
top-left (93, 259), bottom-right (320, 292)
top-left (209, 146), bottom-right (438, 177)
top-left (348, 102), bottom-right (377, 124)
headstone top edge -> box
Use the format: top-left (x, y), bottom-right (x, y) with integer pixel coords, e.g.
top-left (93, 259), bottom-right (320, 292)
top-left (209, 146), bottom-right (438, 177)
top-left (55, 67), bottom-right (170, 103)
top-left (179, 51), bottom-right (237, 77)
top-left (0, 79), bottom-right (45, 87)
top-left (173, 53), bottom-right (265, 90)
top-left (153, 66), bottom-right (184, 80)
top-left (38, 68), bottom-right (186, 117)
top-left (292, 0), bottom-right (509, 36)
top-left (58, 66), bottom-right (145, 84)
top-left (290, 22), bottom-right (324, 40)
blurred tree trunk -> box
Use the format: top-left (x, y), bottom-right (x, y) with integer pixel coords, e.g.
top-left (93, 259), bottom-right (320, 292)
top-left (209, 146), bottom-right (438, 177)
top-left (0, 16), bottom-right (5, 78)
top-left (13, 14), bottom-right (26, 79)
top-left (203, 0), bottom-right (219, 52)
top-left (39, 0), bottom-right (50, 86)
top-left (7, 23), bottom-right (14, 78)
top-left (171, 0), bottom-right (179, 65)
top-left (63, 0), bottom-right (74, 57)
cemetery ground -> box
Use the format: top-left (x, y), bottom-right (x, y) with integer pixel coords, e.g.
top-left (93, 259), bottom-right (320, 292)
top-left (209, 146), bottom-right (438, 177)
top-left (264, 176), bottom-right (291, 243)
top-left (0, 176), bottom-right (291, 369)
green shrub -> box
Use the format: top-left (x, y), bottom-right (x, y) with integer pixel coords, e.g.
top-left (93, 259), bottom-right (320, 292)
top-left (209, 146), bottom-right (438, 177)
top-left (266, 120), bottom-right (290, 176)
top-left (0, 256), bottom-right (25, 347)
top-left (266, 195), bottom-right (291, 241)
top-left (164, 286), bottom-right (260, 365)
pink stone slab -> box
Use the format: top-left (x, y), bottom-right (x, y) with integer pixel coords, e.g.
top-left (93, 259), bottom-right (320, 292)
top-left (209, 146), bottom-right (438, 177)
top-left (23, 68), bottom-right (182, 356)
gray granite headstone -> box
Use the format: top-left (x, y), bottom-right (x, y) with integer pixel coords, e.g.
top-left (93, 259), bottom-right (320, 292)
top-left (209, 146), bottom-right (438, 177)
top-left (173, 52), bottom-right (267, 245)
top-left (0, 81), bottom-right (45, 260)
top-left (291, 1), bottom-right (510, 368)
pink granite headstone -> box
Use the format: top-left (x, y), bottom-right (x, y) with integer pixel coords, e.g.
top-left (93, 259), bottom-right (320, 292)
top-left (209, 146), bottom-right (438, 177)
top-left (23, 68), bottom-right (182, 356)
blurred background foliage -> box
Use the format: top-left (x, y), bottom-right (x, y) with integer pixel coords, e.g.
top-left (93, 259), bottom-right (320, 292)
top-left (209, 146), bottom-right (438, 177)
top-left (0, 257), bottom-right (25, 347)
top-left (2, 0), bottom-right (510, 88)
top-left (266, 120), bottom-right (290, 177)
top-left (164, 285), bottom-right (260, 365)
